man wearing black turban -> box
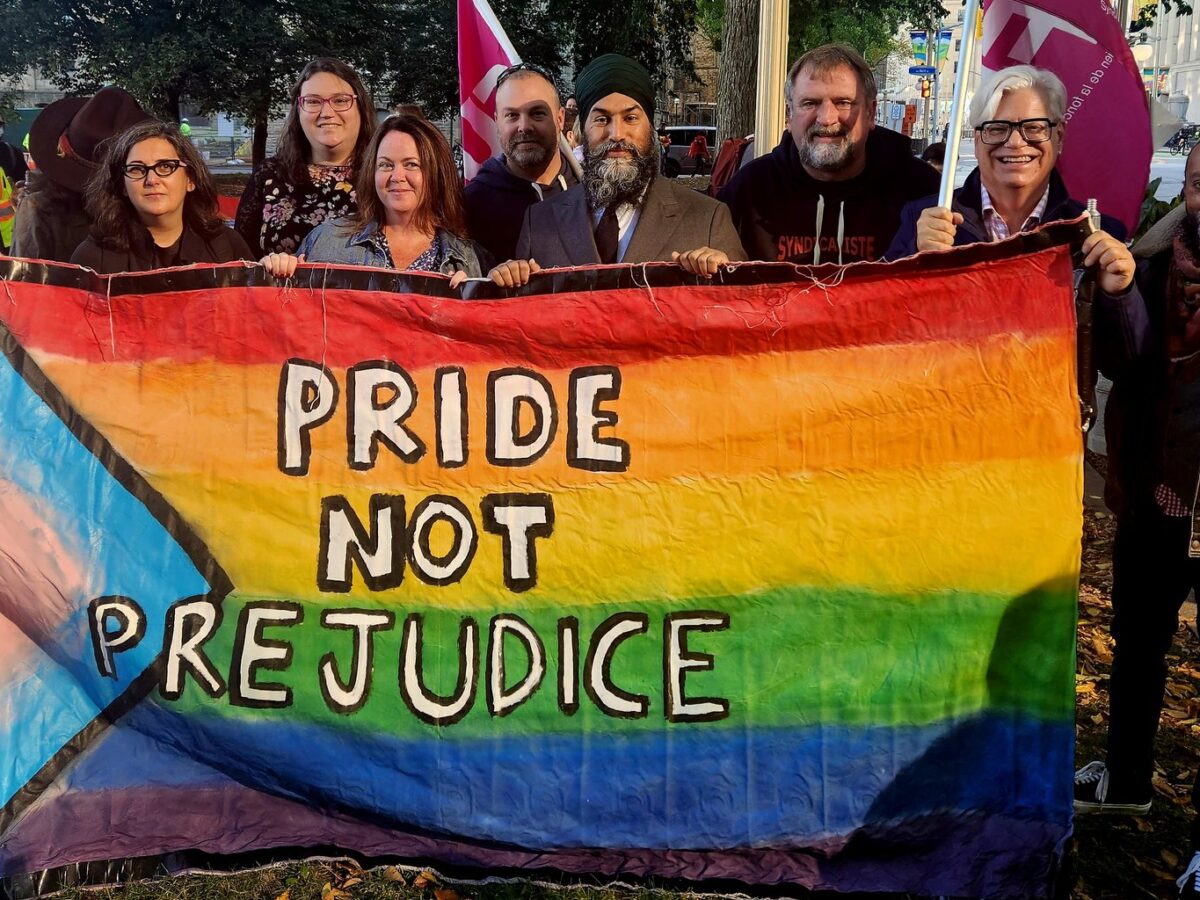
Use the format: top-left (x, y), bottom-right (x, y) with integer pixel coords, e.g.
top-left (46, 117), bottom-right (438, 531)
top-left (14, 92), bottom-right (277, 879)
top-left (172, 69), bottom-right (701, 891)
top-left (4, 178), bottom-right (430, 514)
top-left (488, 53), bottom-right (745, 286)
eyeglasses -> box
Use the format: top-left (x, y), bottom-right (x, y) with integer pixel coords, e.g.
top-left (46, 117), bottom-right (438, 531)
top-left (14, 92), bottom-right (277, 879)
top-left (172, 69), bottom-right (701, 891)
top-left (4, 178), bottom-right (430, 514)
top-left (975, 118), bottom-right (1059, 145)
top-left (297, 93), bottom-right (357, 113)
top-left (123, 159), bottom-right (187, 180)
top-left (495, 62), bottom-right (557, 91)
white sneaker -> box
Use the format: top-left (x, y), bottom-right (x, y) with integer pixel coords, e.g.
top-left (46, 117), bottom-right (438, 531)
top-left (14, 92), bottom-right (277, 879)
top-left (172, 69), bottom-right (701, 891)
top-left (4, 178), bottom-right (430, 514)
top-left (1177, 850), bottom-right (1200, 898)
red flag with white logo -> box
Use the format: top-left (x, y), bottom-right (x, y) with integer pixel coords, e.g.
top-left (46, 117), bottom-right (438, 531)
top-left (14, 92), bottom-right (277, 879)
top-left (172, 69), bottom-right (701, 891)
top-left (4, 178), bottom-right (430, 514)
top-left (457, 0), bottom-right (521, 180)
top-left (982, 0), bottom-right (1151, 232)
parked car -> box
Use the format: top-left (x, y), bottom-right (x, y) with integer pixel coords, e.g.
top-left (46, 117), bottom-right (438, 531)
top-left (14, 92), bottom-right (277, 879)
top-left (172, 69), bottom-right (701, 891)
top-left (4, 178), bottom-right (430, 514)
top-left (662, 125), bottom-right (716, 177)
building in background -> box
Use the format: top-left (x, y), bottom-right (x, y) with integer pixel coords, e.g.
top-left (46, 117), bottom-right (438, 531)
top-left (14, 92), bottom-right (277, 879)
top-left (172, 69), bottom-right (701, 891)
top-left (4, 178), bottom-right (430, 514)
top-left (0, 69), bottom-right (68, 148)
top-left (660, 31), bottom-right (718, 127)
top-left (879, 1), bottom-right (982, 145)
top-left (1132, 0), bottom-right (1196, 121)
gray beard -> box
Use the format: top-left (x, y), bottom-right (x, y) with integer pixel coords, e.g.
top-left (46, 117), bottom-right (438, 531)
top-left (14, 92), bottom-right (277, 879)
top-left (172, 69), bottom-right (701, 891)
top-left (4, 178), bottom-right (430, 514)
top-left (582, 139), bottom-right (657, 209)
top-left (506, 131), bottom-right (555, 170)
top-left (797, 127), bottom-right (856, 172)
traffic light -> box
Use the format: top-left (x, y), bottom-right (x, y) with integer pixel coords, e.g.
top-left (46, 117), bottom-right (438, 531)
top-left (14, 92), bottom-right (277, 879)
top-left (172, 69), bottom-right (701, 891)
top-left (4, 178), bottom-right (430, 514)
top-left (919, 78), bottom-right (931, 99)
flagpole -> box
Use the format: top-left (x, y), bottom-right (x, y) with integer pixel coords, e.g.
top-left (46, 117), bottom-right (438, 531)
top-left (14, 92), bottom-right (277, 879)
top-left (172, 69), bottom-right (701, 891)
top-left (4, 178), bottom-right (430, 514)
top-left (559, 134), bottom-right (583, 179)
top-left (938, 0), bottom-right (981, 207)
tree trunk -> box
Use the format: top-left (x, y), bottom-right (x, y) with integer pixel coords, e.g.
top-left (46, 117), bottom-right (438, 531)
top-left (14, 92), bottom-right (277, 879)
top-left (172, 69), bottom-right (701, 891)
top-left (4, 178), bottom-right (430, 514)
top-left (252, 114), bottom-right (268, 169)
top-left (165, 85), bottom-right (183, 124)
top-left (716, 0), bottom-right (760, 148)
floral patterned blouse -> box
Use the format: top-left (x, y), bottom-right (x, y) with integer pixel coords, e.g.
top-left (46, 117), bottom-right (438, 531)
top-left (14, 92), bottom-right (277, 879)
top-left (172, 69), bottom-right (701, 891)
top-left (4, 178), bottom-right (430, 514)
top-left (235, 158), bottom-right (357, 256)
top-left (360, 228), bottom-right (447, 271)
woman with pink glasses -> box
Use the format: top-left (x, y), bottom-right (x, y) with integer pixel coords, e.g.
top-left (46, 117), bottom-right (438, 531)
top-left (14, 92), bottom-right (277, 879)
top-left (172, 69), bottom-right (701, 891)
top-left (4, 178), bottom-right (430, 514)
top-left (235, 57), bottom-right (378, 256)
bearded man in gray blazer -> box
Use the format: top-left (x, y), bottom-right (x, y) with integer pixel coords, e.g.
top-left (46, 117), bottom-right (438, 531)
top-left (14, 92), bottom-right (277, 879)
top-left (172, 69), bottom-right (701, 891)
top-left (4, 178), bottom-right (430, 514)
top-left (489, 53), bottom-right (746, 286)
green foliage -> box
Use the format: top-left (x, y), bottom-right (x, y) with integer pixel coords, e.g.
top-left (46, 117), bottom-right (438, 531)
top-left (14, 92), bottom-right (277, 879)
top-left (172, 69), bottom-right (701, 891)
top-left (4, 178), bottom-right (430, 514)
top-left (381, 0), bottom-right (574, 120)
top-left (695, 0), bottom-right (726, 52)
top-left (1134, 177), bottom-right (1184, 243)
top-left (1132, 0), bottom-right (1194, 32)
top-left (567, 0), bottom-right (698, 79)
top-left (788, 0), bottom-right (941, 63)
top-left (0, 89), bottom-right (18, 123)
top-left (0, 0), bottom-right (405, 123)
top-left (0, 0), bottom-right (700, 131)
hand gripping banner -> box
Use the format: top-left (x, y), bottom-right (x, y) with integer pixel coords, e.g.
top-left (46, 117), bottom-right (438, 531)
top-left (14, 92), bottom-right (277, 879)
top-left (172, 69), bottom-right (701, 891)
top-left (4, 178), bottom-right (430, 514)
top-left (0, 227), bottom-right (1084, 898)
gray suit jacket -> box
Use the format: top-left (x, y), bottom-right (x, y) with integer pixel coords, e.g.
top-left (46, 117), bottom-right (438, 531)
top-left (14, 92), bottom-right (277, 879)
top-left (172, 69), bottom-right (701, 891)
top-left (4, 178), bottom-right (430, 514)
top-left (515, 177), bottom-right (746, 266)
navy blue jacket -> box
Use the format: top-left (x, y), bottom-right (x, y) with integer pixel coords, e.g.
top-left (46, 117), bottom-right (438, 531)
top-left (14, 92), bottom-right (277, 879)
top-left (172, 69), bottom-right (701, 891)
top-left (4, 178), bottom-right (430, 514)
top-left (884, 167), bottom-right (1126, 259)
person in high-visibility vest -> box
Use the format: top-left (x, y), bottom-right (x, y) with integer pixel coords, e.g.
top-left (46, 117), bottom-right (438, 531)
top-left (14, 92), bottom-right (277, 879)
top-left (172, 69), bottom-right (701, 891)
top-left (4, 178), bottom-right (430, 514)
top-left (0, 166), bottom-right (14, 252)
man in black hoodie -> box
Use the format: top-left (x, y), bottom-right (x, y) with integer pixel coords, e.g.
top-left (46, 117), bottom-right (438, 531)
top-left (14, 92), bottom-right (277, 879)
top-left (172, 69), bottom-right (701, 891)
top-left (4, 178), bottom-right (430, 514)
top-left (718, 44), bottom-right (939, 265)
top-left (464, 63), bottom-right (580, 262)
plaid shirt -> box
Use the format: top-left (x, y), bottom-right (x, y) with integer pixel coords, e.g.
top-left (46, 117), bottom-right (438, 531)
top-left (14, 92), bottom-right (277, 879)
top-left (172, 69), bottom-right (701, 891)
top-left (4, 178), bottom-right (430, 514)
top-left (1155, 484), bottom-right (1191, 517)
top-left (980, 184), bottom-right (1050, 242)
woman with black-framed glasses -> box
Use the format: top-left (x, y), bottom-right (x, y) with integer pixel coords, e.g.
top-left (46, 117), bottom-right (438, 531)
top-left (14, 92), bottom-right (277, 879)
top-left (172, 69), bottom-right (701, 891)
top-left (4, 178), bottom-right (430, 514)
top-left (70, 120), bottom-right (251, 273)
top-left (235, 57), bottom-right (378, 256)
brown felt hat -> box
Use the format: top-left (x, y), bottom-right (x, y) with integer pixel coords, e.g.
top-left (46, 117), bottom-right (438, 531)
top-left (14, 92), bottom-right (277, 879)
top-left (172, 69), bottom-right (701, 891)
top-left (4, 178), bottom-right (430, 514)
top-left (28, 87), bottom-right (153, 194)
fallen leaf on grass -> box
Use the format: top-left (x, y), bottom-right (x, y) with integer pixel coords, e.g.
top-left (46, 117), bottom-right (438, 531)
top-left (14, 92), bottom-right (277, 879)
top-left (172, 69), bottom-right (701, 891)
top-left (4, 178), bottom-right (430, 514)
top-left (434, 888), bottom-right (463, 900)
top-left (274, 892), bottom-right (291, 900)
top-left (1091, 634), bottom-right (1113, 664)
top-left (1134, 817), bottom-right (1154, 832)
top-left (1163, 848), bottom-right (1181, 868)
top-left (1153, 773), bottom-right (1179, 797)
top-left (341, 877), bottom-right (363, 889)
top-left (382, 866), bottom-right (407, 884)
top-left (1133, 857), bottom-right (1177, 880)
top-left (1076, 681), bottom-right (1096, 694)
top-left (414, 869), bottom-right (439, 889)
top-left (322, 883), bottom-right (351, 900)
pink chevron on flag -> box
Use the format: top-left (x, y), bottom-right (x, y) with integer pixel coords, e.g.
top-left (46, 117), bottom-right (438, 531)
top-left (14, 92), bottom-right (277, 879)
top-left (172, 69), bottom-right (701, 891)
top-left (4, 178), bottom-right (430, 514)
top-left (457, 0), bottom-right (521, 179)
top-left (981, 0), bottom-right (1150, 232)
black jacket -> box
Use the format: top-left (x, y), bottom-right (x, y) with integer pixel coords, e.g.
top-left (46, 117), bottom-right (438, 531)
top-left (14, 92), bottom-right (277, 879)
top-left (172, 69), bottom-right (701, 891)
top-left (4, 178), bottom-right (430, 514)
top-left (11, 171), bottom-right (90, 262)
top-left (717, 127), bottom-right (940, 264)
top-left (0, 140), bottom-right (28, 184)
top-left (1105, 208), bottom-right (1200, 517)
top-left (464, 153), bottom-right (577, 263)
top-left (70, 224), bottom-right (253, 274)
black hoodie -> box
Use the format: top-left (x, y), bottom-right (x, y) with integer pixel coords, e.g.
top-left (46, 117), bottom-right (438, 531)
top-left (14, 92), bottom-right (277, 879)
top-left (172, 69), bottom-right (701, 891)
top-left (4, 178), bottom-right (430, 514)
top-left (717, 127), bottom-right (940, 265)
top-left (464, 152), bottom-right (578, 262)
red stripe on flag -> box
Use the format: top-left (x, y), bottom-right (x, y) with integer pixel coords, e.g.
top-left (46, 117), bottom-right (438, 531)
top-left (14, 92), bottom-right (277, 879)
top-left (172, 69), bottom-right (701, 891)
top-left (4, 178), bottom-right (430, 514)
top-left (0, 251), bottom-right (1076, 367)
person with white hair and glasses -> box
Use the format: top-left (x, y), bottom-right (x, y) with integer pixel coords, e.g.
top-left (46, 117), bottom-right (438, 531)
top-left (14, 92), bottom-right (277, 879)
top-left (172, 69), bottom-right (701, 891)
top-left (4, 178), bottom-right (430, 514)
top-left (884, 64), bottom-right (1133, 297)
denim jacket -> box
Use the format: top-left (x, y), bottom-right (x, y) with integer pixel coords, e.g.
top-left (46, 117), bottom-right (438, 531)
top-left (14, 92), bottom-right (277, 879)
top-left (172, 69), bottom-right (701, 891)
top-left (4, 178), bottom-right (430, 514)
top-left (296, 218), bottom-right (490, 276)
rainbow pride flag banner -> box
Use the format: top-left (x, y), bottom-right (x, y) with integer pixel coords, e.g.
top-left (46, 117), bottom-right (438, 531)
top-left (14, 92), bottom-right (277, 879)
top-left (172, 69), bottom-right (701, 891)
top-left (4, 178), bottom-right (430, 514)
top-left (0, 228), bottom-right (1083, 898)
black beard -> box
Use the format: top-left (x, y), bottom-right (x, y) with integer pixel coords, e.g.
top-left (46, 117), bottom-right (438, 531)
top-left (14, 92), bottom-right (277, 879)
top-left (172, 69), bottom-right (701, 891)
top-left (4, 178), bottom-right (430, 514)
top-left (582, 138), bottom-right (658, 209)
top-left (1179, 208), bottom-right (1200, 263)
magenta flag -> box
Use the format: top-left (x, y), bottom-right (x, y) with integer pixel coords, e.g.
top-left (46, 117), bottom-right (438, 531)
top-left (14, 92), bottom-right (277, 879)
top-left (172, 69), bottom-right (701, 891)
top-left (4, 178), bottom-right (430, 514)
top-left (457, 0), bottom-right (521, 179)
top-left (982, 0), bottom-right (1151, 232)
